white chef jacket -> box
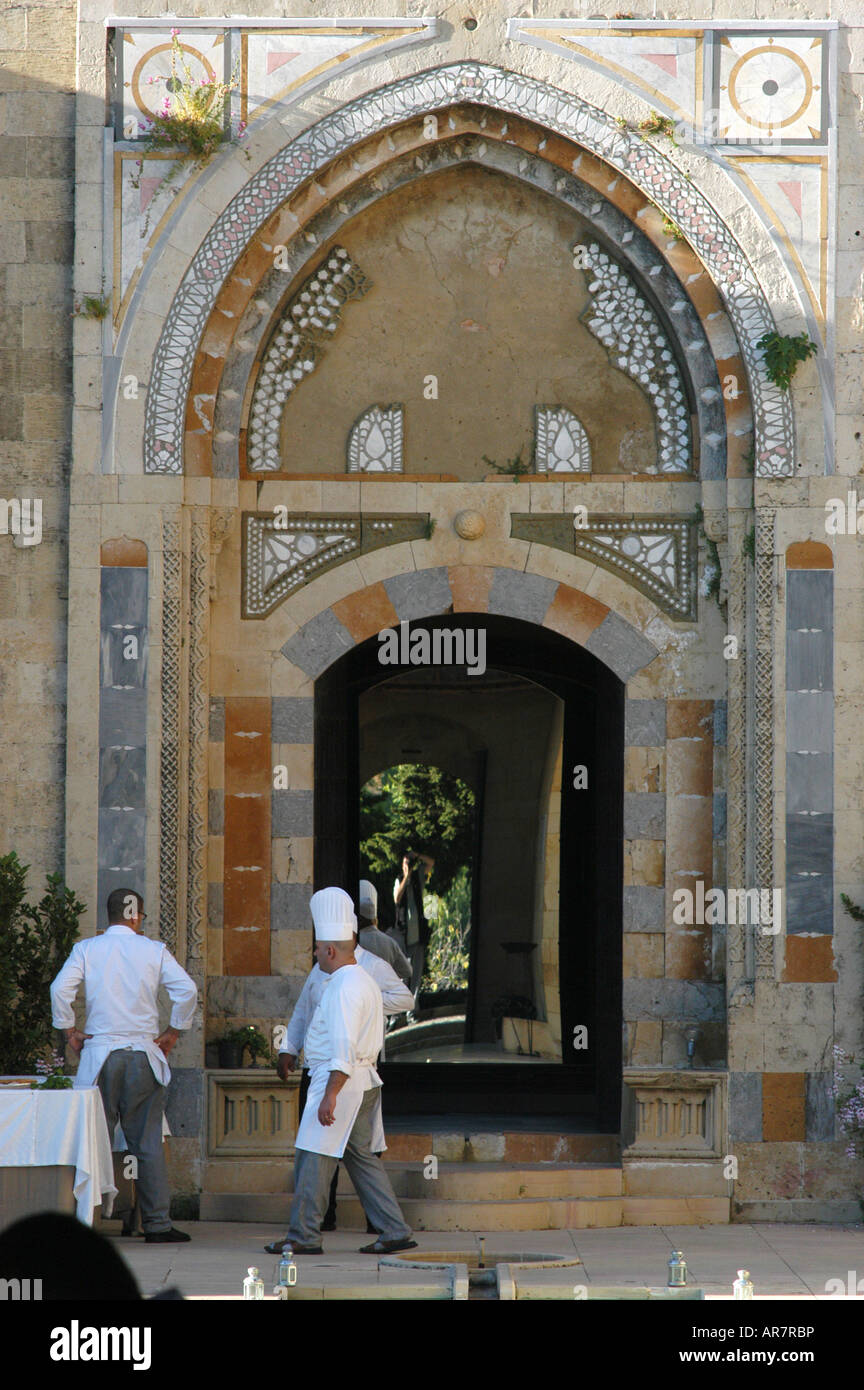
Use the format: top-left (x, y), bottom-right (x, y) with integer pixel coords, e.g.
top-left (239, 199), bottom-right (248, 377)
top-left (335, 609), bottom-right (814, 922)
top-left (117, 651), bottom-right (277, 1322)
top-left (50, 924), bottom-right (198, 1090)
top-left (279, 944), bottom-right (413, 1061)
top-left (294, 963), bottom-right (386, 1158)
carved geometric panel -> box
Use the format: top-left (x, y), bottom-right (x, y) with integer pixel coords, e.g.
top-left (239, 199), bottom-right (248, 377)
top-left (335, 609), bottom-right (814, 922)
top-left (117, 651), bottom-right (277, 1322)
top-left (576, 242), bottom-right (692, 474)
top-left (347, 404), bottom-right (404, 473)
top-left (247, 246), bottom-right (371, 472)
top-left (242, 511), bottom-right (429, 618)
top-left (534, 407), bottom-right (591, 473)
top-left (712, 32), bottom-right (829, 145)
top-left (511, 512), bottom-right (698, 621)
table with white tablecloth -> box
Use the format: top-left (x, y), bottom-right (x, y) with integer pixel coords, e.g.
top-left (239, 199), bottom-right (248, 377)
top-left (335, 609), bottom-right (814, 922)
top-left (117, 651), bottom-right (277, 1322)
top-left (0, 1084), bottom-right (117, 1225)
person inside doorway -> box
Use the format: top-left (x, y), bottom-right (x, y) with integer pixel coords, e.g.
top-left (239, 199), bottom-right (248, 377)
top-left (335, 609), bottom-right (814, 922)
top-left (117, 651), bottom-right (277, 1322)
top-left (391, 850), bottom-right (435, 996)
top-left (357, 880), bottom-right (411, 985)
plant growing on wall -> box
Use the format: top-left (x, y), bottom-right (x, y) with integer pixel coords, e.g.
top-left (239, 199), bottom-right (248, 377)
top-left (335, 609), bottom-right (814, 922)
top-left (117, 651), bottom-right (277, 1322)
top-left (756, 331), bottom-right (817, 391)
top-left (133, 30), bottom-right (245, 198)
top-left (832, 1045), bottom-right (864, 1159)
top-left (638, 110), bottom-right (678, 142)
top-left (482, 449), bottom-right (534, 477)
top-left (73, 294), bottom-right (110, 321)
top-left (0, 853), bottom-right (85, 1075)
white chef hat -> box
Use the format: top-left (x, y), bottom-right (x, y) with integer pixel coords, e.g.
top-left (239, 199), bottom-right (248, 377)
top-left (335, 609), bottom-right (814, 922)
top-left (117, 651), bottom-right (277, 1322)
top-left (358, 879), bottom-right (377, 918)
top-left (310, 886), bottom-right (357, 941)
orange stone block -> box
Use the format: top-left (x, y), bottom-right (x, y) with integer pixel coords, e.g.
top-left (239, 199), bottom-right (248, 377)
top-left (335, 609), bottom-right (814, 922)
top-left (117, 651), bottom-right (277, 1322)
top-left (762, 1072), bottom-right (806, 1142)
top-left (332, 583), bottom-right (399, 643)
top-left (783, 934), bottom-right (838, 983)
top-left (223, 696), bottom-right (271, 976)
top-left (786, 541), bottom-right (833, 570)
top-left (544, 584), bottom-right (609, 646)
top-left (183, 430), bottom-right (212, 477)
top-left (448, 565), bottom-right (494, 614)
top-left (667, 699), bottom-right (713, 740)
top-left (100, 537), bottom-right (147, 567)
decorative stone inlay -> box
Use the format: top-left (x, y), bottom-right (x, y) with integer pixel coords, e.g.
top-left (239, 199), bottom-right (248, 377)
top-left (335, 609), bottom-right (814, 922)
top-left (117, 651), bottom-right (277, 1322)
top-left (158, 520), bottom-right (182, 955)
top-left (622, 1069), bottom-right (727, 1159)
top-left (511, 513), bottom-right (697, 621)
top-left (754, 509), bottom-right (776, 978)
top-left (453, 509), bottom-right (486, 540)
top-left (534, 407), bottom-right (591, 473)
top-left (243, 511), bottom-right (430, 618)
top-left (185, 516), bottom-right (209, 971)
top-left (247, 246), bottom-right (371, 471)
top-left (143, 63), bottom-right (792, 477)
top-left (347, 404), bottom-right (404, 473)
top-left (576, 243), bottom-right (690, 474)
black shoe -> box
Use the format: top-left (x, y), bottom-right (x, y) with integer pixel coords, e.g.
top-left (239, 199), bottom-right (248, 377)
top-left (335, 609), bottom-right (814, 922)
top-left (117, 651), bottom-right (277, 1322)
top-left (264, 1238), bottom-right (324, 1255)
top-left (144, 1227), bottom-right (191, 1243)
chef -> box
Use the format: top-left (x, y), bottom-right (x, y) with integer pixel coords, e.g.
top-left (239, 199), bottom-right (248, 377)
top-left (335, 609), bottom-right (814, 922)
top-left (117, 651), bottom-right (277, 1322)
top-left (49, 888), bottom-right (197, 1243)
top-left (268, 886), bottom-right (416, 1256)
top-left (271, 885), bottom-right (414, 1243)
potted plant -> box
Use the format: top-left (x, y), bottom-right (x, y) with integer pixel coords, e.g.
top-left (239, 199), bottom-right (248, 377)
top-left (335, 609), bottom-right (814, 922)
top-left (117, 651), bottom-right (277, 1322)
top-left (217, 1025), bottom-right (271, 1069)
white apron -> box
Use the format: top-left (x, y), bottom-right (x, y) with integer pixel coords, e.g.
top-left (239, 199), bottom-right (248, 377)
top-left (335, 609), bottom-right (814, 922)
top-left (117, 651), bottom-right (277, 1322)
top-left (295, 1063), bottom-right (385, 1158)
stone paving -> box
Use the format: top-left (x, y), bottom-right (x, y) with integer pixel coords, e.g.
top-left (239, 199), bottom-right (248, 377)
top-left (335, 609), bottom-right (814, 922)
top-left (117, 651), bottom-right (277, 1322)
top-left (110, 1221), bottom-right (864, 1300)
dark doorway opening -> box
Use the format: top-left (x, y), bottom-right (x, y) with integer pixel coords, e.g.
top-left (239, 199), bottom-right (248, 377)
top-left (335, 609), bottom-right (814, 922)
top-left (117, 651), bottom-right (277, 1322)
top-left (314, 612), bottom-right (624, 1130)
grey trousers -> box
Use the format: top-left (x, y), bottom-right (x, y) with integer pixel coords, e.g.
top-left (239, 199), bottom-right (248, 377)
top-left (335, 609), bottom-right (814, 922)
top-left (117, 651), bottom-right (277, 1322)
top-left (287, 1087), bottom-right (412, 1247)
top-left (98, 1049), bottom-right (171, 1234)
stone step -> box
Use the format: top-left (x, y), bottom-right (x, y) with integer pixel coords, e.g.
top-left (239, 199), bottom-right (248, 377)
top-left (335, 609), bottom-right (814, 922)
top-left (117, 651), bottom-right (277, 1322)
top-left (202, 1159), bottom-right (623, 1200)
top-left (380, 1132), bottom-right (620, 1164)
top-left (199, 1191), bottom-right (729, 1230)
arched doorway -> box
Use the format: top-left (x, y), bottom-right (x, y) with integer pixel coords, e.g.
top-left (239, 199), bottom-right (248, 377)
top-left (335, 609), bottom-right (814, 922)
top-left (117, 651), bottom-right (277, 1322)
top-left (314, 612), bottom-right (624, 1130)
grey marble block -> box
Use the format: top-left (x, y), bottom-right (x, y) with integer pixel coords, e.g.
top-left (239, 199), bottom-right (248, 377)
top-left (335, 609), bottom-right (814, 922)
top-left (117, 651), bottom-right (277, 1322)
top-left (100, 627), bottom-right (148, 688)
top-left (786, 813), bottom-right (833, 878)
top-left (209, 697), bottom-right (225, 742)
top-left (272, 696), bottom-right (314, 744)
top-left (786, 875), bottom-right (833, 934)
top-left (805, 1073), bottom-right (836, 1142)
top-left (625, 698), bottom-right (666, 747)
top-left (624, 792), bottom-right (666, 839)
top-left (99, 687), bottom-right (146, 747)
top-left (729, 1072), bottom-right (763, 1142)
top-left (383, 567), bottom-right (452, 621)
top-left (488, 568), bottom-right (556, 625)
top-left (100, 566), bottom-right (148, 628)
top-left (98, 808), bottom-right (147, 870)
top-left (281, 608), bottom-right (353, 678)
top-left (99, 746), bottom-right (146, 810)
top-left (207, 975), bottom-right (296, 1018)
top-left (713, 698), bottom-right (727, 746)
top-left (786, 570), bottom-right (832, 631)
top-left (786, 630), bottom-right (832, 692)
top-left (166, 1067), bottom-right (204, 1138)
top-left (586, 612), bottom-right (658, 682)
top-left (713, 793), bottom-right (726, 838)
top-left (271, 881), bottom-right (315, 931)
top-left (786, 692), bottom-right (832, 753)
top-left (622, 885), bottom-right (665, 931)
top-left (208, 789), bottom-right (224, 836)
top-left (272, 789), bottom-right (314, 837)
top-left (622, 978), bottom-right (724, 1022)
top-left (207, 882), bottom-right (223, 932)
top-left (786, 751), bottom-right (833, 815)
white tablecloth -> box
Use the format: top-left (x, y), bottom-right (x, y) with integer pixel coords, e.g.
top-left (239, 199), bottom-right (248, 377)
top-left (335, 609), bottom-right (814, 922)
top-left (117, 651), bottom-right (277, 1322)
top-left (0, 1085), bottom-right (117, 1225)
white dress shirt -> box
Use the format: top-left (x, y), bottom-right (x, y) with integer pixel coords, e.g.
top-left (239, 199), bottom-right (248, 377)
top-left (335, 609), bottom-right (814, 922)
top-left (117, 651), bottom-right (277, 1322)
top-left (294, 963), bottom-right (386, 1157)
top-left (50, 924), bottom-right (198, 1089)
top-left (279, 943), bottom-right (414, 1061)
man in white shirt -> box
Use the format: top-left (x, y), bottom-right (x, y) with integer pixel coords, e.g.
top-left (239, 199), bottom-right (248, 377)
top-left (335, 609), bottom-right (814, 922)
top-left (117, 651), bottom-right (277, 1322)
top-left (268, 886), bottom-right (415, 1256)
top-left (357, 880), bottom-right (412, 984)
top-left (272, 884), bottom-right (414, 1240)
top-left (50, 888), bottom-right (198, 1243)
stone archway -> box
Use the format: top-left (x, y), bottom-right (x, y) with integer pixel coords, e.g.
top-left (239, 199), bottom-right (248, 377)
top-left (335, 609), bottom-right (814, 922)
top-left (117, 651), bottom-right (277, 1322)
top-left (141, 62), bottom-right (793, 478)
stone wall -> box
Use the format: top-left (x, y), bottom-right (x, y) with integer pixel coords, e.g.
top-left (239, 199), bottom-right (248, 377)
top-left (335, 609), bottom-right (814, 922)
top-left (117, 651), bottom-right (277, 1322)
top-left (0, 0), bottom-right (74, 889)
